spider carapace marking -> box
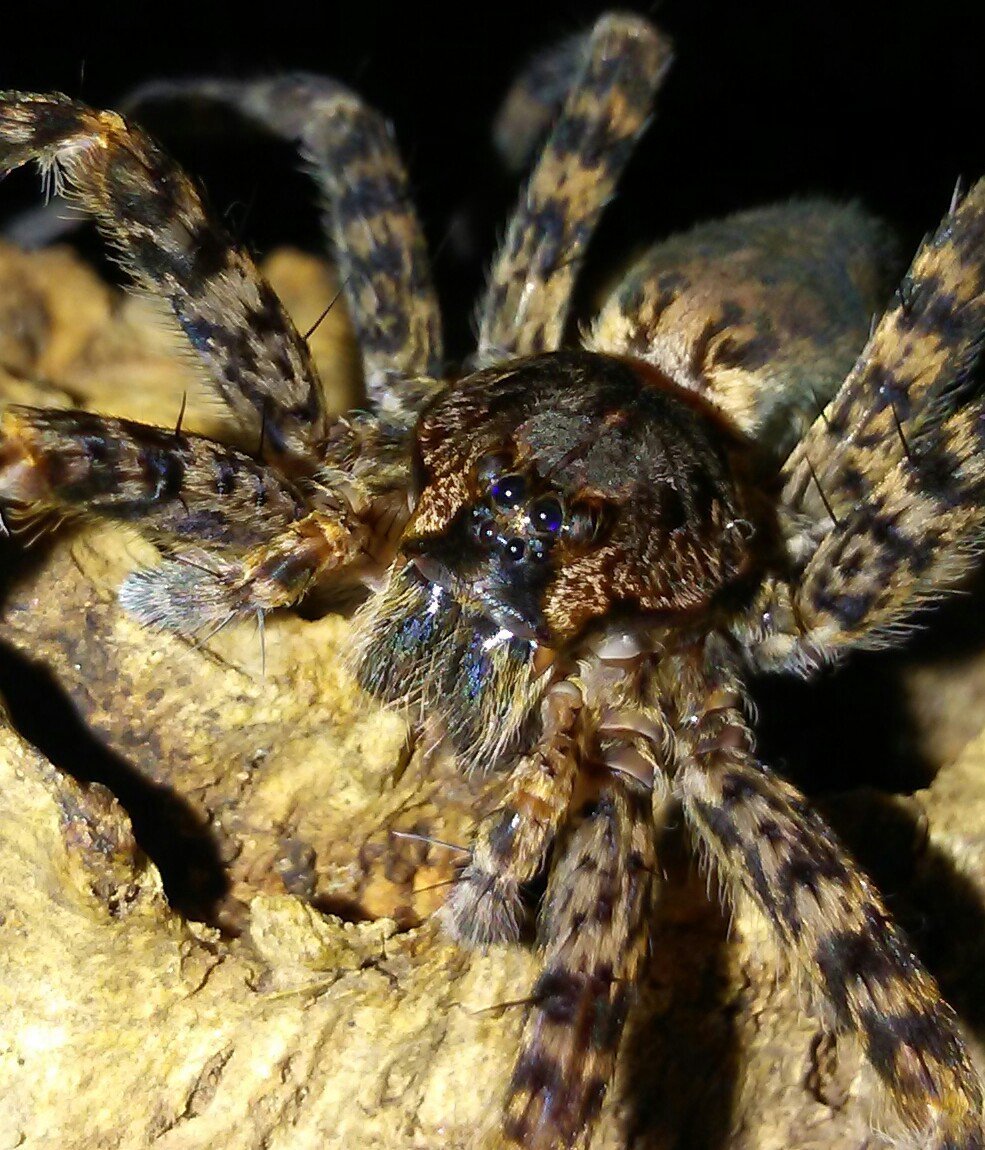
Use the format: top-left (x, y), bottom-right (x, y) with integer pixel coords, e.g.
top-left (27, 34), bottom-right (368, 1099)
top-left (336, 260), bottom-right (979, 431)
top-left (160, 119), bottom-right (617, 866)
top-left (1, 11), bottom-right (984, 1149)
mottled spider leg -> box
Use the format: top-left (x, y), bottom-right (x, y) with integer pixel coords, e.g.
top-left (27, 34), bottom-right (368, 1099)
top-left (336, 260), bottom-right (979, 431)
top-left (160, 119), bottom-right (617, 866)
top-left (476, 14), bottom-right (672, 361)
top-left (441, 679), bottom-right (583, 946)
top-left (0, 405), bottom-right (365, 634)
top-left (588, 201), bottom-right (899, 460)
top-left (671, 638), bottom-right (984, 1149)
top-left (124, 74), bottom-right (443, 415)
top-left (504, 773), bottom-right (656, 1150)
top-left (119, 511), bottom-right (361, 635)
top-left (748, 178), bottom-right (985, 671)
top-left (0, 92), bottom-right (327, 470)
top-left (491, 27), bottom-right (601, 172)
top-left (0, 405), bottom-right (306, 550)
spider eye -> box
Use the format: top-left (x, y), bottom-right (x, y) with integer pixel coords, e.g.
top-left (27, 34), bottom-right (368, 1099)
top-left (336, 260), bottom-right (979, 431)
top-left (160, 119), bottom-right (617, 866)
top-left (491, 474), bottom-right (526, 509)
top-left (474, 515), bottom-right (498, 545)
top-left (503, 538), bottom-right (525, 562)
top-left (529, 496), bottom-right (563, 535)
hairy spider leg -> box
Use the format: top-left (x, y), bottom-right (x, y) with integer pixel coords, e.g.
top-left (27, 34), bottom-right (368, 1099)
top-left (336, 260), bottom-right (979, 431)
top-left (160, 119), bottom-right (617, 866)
top-left (672, 639), bottom-right (984, 1150)
top-left (0, 405), bottom-right (368, 637)
top-left (754, 178), bottom-right (985, 671)
top-left (504, 774), bottom-right (656, 1150)
top-left (124, 74), bottom-right (444, 414)
top-left (441, 678), bottom-right (582, 946)
top-left (476, 13), bottom-right (672, 362)
top-left (0, 406), bottom-right (307, 550)
top-left (491, 25), bottom-right (604, 174)
top-left (0, 92), bottom-right (327, 472)
top-left (119, 511), bottom-right (361, 635)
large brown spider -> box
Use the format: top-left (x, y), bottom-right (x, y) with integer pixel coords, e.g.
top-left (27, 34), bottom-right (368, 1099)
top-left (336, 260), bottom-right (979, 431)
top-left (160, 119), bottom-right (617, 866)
top-left (0, 12), bottom-right (984, 1149)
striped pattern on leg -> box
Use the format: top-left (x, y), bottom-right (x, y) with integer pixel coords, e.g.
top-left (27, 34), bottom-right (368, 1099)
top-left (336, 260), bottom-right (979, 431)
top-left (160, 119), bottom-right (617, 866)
top-left (504, 775), bottom-right (655, 1149)
top-left (126, 75), bottom-right (443, 410)
top-left (0, 405), bottom-right (306, 550)
top-left (762, 179), bottom-right (985, 670)
top-left (476, 14), bottom-right (672, 362)
top-left (674, 670), bottom-right (984, 1149)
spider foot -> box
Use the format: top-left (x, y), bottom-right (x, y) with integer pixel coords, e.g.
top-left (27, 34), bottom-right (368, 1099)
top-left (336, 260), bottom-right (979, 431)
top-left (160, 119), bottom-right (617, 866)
top-left (440, 868), bottom-right (524, 947)
top-left (120, 512), bottom-right (360, 636)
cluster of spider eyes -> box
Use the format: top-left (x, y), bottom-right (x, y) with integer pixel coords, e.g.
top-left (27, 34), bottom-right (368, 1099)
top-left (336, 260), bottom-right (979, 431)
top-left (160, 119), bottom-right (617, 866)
top-left (470, 456), bottom-right (604, 565)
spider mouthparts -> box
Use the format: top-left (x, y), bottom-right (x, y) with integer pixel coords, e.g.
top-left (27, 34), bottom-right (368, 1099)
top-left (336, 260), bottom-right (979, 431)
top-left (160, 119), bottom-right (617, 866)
top-left (410, 553), bottom-right (456, 594)
top-left (410, 555), bottom-right (544, 644)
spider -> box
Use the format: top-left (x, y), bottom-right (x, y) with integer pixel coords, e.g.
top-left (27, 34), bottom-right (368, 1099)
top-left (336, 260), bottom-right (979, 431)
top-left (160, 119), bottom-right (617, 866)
top-left (0, 11), bottom-right (984, 1149)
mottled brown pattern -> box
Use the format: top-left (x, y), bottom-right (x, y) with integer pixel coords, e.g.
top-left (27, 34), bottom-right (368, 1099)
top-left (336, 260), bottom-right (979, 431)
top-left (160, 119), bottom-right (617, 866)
top-left (477, 14), bottom-right (672, 361)
top-left (671, 639), bottom-right (983, 1149)
top-left (0, 92), bottom-right (328, 469)
top-left (1, 11), bottom-right (985, 1150)
top-left (126, 75), bottom-right (443, 411)
top-left (752, 178), bottom-right (985, 672)
top-left (589, 202), bottom-right (899, 460)
top-left (409, 352), bottom-right (755, 645)
top-left (0, 404), bottom-right (306, 548)
top-left (504, 776), bottom-right (655, 1150)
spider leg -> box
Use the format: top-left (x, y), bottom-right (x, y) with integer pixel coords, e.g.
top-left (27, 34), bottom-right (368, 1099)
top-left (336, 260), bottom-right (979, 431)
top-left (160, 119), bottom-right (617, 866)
top-left (475, 14), bottom-right (672, 362)
top-left (0, 405), bottom-right (378, 634)
top-left (748, 178), bottom-right (985, 671)
top-left (491, 27), bottom-right (598, 174)
top-left (672, 641), bottom-right (984, 1149)
top-left (0, 92), bottom-right (327, 471)
top-left (0, 405), bottom-right (306, 550)
top-left (505, 773), bottom-right (656, 1150)
top-left (119, 510), bottom-right (361, 635)
top-left (588, 201), bottom-right (899, 460)
top-left (122, 75), bottom-right (444, 413)
top-left (441, 679), bottom-right (582, 946)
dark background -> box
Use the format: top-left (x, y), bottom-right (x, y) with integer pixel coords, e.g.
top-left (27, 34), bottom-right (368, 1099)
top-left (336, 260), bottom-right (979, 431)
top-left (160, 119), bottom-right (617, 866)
top-left (2, 1), bottom-right (983, 358)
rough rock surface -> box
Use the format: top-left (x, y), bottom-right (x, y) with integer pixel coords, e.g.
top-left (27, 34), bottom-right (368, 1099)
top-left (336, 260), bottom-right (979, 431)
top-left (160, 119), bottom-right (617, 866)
top-left (0, 241), bottom-right (983, 1149)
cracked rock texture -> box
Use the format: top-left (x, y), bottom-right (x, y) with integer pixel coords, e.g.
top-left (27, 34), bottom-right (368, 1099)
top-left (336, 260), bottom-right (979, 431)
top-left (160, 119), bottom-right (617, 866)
top-left (0, 242), bottom-right (984, 1149)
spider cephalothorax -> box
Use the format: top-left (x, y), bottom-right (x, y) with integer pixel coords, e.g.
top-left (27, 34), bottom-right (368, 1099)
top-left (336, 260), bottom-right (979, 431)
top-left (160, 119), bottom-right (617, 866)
top-left (358, 349), bottom-right (757, 772)
top-left (1, 11), bottom-right (985, 1150)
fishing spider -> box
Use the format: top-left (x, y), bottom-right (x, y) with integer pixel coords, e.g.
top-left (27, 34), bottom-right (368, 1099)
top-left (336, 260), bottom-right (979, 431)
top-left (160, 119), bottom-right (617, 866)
top-left (0, 12), bottom-right (984, 1149)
